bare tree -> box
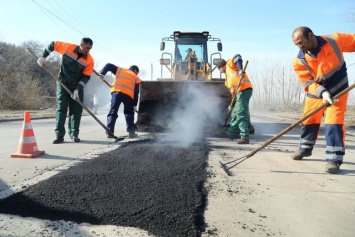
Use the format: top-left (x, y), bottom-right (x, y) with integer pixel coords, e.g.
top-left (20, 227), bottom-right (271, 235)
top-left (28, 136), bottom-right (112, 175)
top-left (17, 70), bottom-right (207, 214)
top-left (0, 41), bottom-right (59, 109)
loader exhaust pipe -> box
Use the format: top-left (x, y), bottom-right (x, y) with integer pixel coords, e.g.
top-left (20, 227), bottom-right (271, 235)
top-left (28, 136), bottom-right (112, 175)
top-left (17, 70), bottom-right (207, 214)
top-left (27, 48), bottom-right (124, 142)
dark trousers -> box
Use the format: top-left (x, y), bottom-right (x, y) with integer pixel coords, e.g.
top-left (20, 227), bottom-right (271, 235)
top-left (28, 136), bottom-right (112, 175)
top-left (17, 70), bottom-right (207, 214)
top-left (107, 92), bottom-right (135, 135)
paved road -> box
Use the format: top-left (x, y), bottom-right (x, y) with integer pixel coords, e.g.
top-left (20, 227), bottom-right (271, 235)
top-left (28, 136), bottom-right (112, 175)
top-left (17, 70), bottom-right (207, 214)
top-left (0, 110), bottom-right (355, 236)
top-left (0, 112), bottom-right (129, 198)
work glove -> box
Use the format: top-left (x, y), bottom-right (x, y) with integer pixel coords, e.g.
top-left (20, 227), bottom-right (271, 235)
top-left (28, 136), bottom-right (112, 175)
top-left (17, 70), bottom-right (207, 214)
top-left (322, 91), bottom-right (333, 105)
top-left (37, 57), bottom-right (46, 66)
top-left (71, 89), bottom-right (79, 100)
top-left (239, 70), bottom-right (246, 78)
top-left (98, 74), bottom-right (104, 81)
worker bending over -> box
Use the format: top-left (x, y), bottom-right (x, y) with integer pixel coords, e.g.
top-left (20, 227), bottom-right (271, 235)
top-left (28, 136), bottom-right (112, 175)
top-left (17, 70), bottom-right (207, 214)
top-left (99, 64), bottom-right (141, 138)
top-left (217, 54), bottom-right (253, 144)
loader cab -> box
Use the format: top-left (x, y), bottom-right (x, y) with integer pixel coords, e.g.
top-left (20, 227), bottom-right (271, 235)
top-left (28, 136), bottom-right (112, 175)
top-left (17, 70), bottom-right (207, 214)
top-left (137, 31), bottom-right (230, 134)
top-left (159, 31), bottom-right (223, 80)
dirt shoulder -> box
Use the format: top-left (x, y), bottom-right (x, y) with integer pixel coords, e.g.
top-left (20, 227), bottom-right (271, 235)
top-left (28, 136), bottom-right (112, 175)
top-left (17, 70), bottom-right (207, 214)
top-left (0, 108), bottom-right (56, 122)
top-left (1, 107), bottom-right (354, 126)
top-left (0, 108), bottom-right (91, 123)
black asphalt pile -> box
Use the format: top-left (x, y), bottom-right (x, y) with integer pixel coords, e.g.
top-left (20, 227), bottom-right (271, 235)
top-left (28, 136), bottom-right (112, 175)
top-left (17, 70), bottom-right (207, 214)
top-left (136, 116), bottom-right (230, 138)
top-left (0, 140), bottom-right (209, 237)
top-left (135, 112), bottom-right (165, 132)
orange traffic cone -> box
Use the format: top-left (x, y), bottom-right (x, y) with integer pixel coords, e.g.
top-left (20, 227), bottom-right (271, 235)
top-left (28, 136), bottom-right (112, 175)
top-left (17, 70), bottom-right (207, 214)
top-left (11, 111), bottom-right (45, 158)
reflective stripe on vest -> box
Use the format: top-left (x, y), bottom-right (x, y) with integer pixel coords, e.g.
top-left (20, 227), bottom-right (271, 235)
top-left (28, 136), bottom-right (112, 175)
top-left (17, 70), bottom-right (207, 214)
top-left (225, 58), bottom-right (252, 95)
top-left (63, 51), bottom-right (89, 68)
top-left (110, 67), bottom-right (138, 99)
top-left (299, 35), bottom-right (347, 96)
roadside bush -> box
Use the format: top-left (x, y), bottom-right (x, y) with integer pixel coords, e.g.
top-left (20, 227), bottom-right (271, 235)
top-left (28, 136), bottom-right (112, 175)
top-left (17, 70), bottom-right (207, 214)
top-left (0, 41), bottom-right (58, 110)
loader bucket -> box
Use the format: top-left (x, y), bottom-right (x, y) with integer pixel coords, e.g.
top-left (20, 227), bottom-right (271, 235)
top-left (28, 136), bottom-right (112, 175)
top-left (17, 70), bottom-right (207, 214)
top-left (136, 80), bottom-right (231, 137)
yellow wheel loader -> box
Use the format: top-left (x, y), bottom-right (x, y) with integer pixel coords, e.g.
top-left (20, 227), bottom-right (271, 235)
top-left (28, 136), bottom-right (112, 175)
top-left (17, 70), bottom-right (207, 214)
top-left (136, 31), bottom-right (230, 136)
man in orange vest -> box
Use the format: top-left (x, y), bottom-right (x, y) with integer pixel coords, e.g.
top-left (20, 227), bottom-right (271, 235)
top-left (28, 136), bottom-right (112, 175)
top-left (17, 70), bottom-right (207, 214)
top-left (37, 38), bottom-right (94, 144)
top-left (99, 64), bottom-right (142, 138)
top-left (291, 26), bottom-right (354, 173)
top-left (217, 55), bottom-right (253, 144)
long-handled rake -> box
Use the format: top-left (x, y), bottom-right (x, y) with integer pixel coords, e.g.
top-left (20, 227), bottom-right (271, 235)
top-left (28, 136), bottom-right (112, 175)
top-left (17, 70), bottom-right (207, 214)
top-left (220, 83), bottom-right (355, 176)
top-left (27, 48), bottom-right (124, 142)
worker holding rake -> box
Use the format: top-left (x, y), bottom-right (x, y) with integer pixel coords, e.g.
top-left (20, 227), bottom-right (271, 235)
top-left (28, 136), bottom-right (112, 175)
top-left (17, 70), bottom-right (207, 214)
top-left (291, 26), bottom-right (354, 174)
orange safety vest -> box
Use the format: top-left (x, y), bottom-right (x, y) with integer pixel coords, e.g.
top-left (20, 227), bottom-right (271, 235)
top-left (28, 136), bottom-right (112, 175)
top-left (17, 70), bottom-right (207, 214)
top-left (224, 58), bottom-right (252, 96)
top-left (53, 41), bottom-right (94, 77)
top-left (110, 67), bottom-right (142, 99)
top-left (293, 33), bottom-right (355, 98)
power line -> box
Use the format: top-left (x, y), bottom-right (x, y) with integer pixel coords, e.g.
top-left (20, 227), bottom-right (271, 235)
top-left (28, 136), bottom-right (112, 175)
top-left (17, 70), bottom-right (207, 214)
top-left (31, 0), bottom-right (87, 39)
top-left (60, 0), bottom-right (126, 56)
top-left (31, 0), bottom-right (76, 41)
top-left (31, 0), bottom-right (131, 66)
top-left (49, 0), bottom-right (114, 53)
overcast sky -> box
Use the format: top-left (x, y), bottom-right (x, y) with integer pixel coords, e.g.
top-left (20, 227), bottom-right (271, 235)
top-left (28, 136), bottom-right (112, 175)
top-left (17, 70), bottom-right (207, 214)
top-left (1, 0), bottom-right (355, 80)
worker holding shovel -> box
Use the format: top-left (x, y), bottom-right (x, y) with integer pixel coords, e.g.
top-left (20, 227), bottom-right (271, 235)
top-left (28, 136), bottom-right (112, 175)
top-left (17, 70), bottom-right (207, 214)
top-left (291, 26), bottom-right (355, 174)
top-left (217, 54), bottom-right (253, 144)
top-left (37, 38), bottom-right (94, 144)
top-left (98, 64), bottom-right (141, 139)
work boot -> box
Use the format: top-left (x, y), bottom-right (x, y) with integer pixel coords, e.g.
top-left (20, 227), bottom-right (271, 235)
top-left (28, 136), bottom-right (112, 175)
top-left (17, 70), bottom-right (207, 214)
top-left (72, 136), bottom-right (80, 143)
top-left (53, 136), bottom-right (64, 144)
top-left (325, 161), bottom-right (341, 174)
top-left (291, 150), bottom-right (312, 160)
top-left (128, 132), bottom-right (138, 138)
top-left (237, 138), bottom-right (249, 144)
top-left (248, 126), bottom-right (255, 135)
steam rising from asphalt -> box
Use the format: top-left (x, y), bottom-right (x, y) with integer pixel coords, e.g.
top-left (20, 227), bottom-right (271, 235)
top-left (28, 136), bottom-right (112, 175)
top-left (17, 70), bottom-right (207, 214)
top-left (167, 83), bottom-right (222, 146)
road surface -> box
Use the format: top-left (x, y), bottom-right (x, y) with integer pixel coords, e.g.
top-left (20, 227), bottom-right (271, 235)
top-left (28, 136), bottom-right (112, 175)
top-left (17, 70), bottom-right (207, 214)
top-left (0, 109), bottom-right (354, 236)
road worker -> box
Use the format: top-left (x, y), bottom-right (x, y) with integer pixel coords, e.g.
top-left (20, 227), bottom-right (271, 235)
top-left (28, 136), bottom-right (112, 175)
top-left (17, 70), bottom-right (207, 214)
top-left (37, 38), bottom-right (94, 144)
top-left (99, 64), bottom-right (141, 138)
top-left (185, 49), bottom-right (198, 80)
top-left (91, 94), bottom-right (99, 115)
top-left (217, 54), bottom-right (253, 144)
top-left (184, 48), bottom-right (193, 61)
top-left (291, 26), bottom-right (354, 173)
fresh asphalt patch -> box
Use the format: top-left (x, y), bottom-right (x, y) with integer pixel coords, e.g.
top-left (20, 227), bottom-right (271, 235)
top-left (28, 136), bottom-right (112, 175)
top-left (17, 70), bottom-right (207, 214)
top-left (0, 139), bottom-right (209, 237)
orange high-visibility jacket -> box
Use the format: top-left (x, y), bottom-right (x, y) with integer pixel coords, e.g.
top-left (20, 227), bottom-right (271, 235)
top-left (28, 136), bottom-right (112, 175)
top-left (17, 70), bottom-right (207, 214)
top-left (293, 33), bottom-right (355, 98)
top-left (43, 41), bottom-right (94, 89)
top-left (224, 58), bottom-right (252, 96)
top-left (111, 67), bottom-right (142, 99)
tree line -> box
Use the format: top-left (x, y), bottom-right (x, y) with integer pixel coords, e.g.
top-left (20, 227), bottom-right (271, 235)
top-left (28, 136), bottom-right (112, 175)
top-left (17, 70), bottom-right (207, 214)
top-left (0, 41), bottom-right (109, 110)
